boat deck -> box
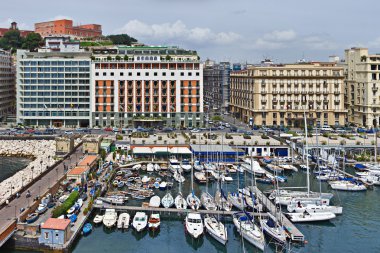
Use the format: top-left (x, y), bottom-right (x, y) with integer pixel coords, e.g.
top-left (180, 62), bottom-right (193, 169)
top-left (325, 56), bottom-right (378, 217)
top-left (334, 168), bottom-right (373, 188)
top-left (251, 186), bottom-right (305, 243)
top-left (92, 203), bottom-right (267, 217)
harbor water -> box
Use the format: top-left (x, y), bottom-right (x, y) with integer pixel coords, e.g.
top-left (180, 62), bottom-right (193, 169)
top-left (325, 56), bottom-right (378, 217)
top-left (2, 166), bottom-right (380, 253)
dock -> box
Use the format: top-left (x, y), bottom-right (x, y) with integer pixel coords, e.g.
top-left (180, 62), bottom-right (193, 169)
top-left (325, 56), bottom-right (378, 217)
top-left (251, 186), bottom-right (305, 243)
top-left (93, 203), bottom-right (267, 217)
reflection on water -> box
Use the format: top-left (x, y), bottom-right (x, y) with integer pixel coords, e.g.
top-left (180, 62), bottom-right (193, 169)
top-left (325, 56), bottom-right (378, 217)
top-left (0, 156), bottom-right (32, 183)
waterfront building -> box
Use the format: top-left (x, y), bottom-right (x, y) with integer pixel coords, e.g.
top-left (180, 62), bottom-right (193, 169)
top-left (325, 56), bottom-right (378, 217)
top-left (38, 36), bottom-right (83, 53)
top-left (229, 61), bottom-right (346, 127)
top-left (35, 19), bottom-right (102, 38)
top-left (0, 49), bottom-right (16, 121)
top-left (38, 218), bottom-right (71, 246)
top-left (82, 135), bottom-right (102, 154)
top-left (203, 60), bottom-right (230, 113)
top-left (55, 136), bottom-right (75, 155)
top-left (16, 40), bottom-right (92, 127)
top-left (344, 47), bottom-right (380, 127)
top-left (91, 46), bottom-right (204, 128)
top-left (0, 21), bottom-right (33, 37)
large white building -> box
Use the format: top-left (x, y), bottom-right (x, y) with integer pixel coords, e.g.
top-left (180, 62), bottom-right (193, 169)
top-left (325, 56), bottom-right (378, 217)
top-left (0, 49), bottom-right (15, 121)
top-left (344, 47), bottom-right (380, 127)
top-left (16, 50), bottom-right (92, 127)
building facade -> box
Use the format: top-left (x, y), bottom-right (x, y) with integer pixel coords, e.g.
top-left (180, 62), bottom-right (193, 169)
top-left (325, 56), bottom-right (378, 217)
top-left (0, 49), bottom-right (15, 121)
top-left (35, 19), bottom-right (102, 38)
top-left (91, 46), bottom-right (204, 128)
top-left (0, 22), bottom-right (33, 37)
top-left (230, 62), bottom-right (346, 127)
top-left (16, 49), bottom-right (92, 127)
top-left (203, 60), bottom-right (230, 113)
top-left (344, 47), bottom-right (380, 127)
top-left (39, 218), bottom-right (71, 246)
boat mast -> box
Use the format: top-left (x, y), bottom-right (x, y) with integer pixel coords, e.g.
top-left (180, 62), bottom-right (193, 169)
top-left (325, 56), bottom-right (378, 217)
top-left (303, 109), bottom-right (310, 196)
top-left (316, 125), bottom-right (322, 194)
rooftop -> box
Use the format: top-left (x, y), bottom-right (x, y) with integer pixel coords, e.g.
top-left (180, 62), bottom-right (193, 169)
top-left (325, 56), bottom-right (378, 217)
top-left (190, 144), bottom-right (238, 153)
top-left (78, 155), bottom-right (98, 167)
top-left (68, 166), bottom-right (89, 175)
top-left (41, 218), bottom-right (70, 230)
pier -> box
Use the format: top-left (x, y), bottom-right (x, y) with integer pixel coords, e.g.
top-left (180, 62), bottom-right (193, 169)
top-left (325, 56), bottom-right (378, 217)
top-left (251, 186), bottom-right (305, 243)
top-left (93, 203), bottom-right (267, 217)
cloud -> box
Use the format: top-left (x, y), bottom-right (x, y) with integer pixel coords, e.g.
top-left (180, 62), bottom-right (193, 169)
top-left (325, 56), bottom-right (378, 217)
top-left (115, 20), bottom-right (241, 46)
top-left (303, 35), bottom-right (337, 50)
top-left (250, 29), bottom-right (297, 50)
top-left (50, 15), bottom-right (73, 21)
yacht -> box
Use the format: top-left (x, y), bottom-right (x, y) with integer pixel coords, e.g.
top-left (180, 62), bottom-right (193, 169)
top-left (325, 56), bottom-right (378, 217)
top-left (132, 212), bottom-right (148, 232)
top-left (103, 209), bottom-right (118, 228)
top-left (204, 215), bottom-right (227, 245)
top-left (185, 212), bottom-right (204, 239)
top-left (233, 212), bottom-right (265, 251)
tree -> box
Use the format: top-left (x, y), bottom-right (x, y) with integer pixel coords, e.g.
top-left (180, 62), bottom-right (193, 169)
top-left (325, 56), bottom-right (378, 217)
top-left (0, 30), bottom-right (23, 51)
top-left (107, 34), bottom-right (137, 45)
top-left (22, 32), bottom-right (42, 51)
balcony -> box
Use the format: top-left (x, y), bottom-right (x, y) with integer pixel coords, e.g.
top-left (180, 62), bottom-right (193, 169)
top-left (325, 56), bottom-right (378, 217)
top-left (334, 100), bottom-right (340, 104)
top-left (334, 90), bottom-right (340, 95)
top-left (301, 91), bottom-right (307, 94)
top-left (273, 98), bottom-right (278, 103)
top-left (261, 90), bottom-right (267, 94)
top-left (279, 90), bottom-right (285, 94)
top-left (308, 91), bottom-right (314, 95)
top-left (316, 90), bottom-right (322, 94)
top-left (372, 87), bottom-right (378, 92)
top-left (323, 90), bottom-right (329, 94)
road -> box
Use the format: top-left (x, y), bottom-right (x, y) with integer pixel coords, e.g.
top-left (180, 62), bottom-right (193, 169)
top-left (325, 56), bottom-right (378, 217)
top-left (0, 146), bottom-right (84, 233)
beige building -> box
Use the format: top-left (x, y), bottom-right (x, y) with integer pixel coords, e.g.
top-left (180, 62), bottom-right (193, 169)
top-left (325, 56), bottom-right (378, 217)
top-left (230, 61), bottom-right (346, 127)
top-left (55, 136), bottom-right (74, 155)
top-left (344, 47), bottom-right (380, 127)
top-left (82, 135), bottom-right (102, 154)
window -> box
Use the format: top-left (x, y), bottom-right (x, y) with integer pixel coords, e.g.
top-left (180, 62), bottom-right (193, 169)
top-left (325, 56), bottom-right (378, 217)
top-left (171, 72), bottom-right (175, 76)
top-left (145, 72), bottom-right (149, 76)
top-left (103, 72), bottom-right (106, 76)
top-left (128, 72), bottom-right (132, 76)
top-left (163, 72), bottom-right (166, 76)
top-left (180, 72), bottom-right (184, 76)
top-left (95, 72), bottom-right (99, 76)
top-left (188, 72), bottom-right (192, 76)
top-left (44, 232), bottom-right (49, 239)
top-left (111, 72), bottom-right (114, 76)
top-left (137, 72), bottom-right (141, 76)
top-left (120, 72), bottom-right (124, 76)
top-left (154, 72), bottom-right (158, 76)
top-left (196, 72), bottom-right (199, 76)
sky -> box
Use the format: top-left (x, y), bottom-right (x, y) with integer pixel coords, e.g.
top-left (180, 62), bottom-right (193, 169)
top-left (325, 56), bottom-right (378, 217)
top-left (1, 0), bottom-right (379, 63)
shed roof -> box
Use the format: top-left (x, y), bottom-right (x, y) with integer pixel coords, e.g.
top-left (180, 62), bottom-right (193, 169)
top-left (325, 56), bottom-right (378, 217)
top-left (169, 147), bottom-right (192, 154)
top-left (152, 147), bottom-right (169, 153)
top-left (41, 218), bottom-right (70, 230)
top-left (68, 166), bottom-right (89, 175)
top-left (133, 147), bottom-right (153, 154)
top-left (190, 144), bottom-right (240, 153)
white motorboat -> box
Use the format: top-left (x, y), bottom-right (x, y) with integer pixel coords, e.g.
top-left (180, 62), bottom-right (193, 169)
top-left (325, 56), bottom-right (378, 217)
top-left (173, 171), bottom-right (185, 183)
top-left (241, 160), bottom-right (266, 176)
top-left (358, 175), bottom-right (380, 186)
top-left (194, 172), bottom-right (207, 183)
top-left (37, 203), bottom-right (48, 214)
top-left (187, 192), bottom-right (201, 210)
top-left (259, 213), bottom-right (286, 245)
top-left (159, 181), bottom-right (167, 190)
top-left (103, 209), bottom-right (118, 228)
top-left (175, 192), bottom-right (188, 209)
top-left (185, 212), bottom-right (204, 239)
top-left (233, 212), bottom-right (265, 251)
top-left (204, 215), bottom-right (227, 245)
top-left (149, 195), bottom-right (161, 208)
top-left (329, 180), bottom-right (367, 191)
top-left (201, 192), bottom-right (217, 211)
top-left (141, 175), bottom-right (150, 183)
top-left (154, 164), bottom-right (161, 171)
top-left (117, 213), bottom-right (130, 229)
top-left (287, 202), bottom-right (343, 215)
top-left (169, 159), bottom-right (182, 173)
top-left (161, 192), bottom-right (174, 208)
top-left (215, 189), bottom-right (232, 211)
top-left (97, 196), bottom-right (126, 205)
top-left (266, 164), bottom-right (284, 173)
top-left (132, 212), bottom-right (148, 232)
top-left (147, 163), bottom-right (154, 173)
top-left (194, 161), bottom-right (203, 171)
top-left (132, 164), bottom-right (141, 170)
top-left (278, 164), bottom-right (298, 172)
top-left (287, 211), bottom-right (336, 222)
top-left (148, 213), bottom-right (161, 231)
top-left (181, 162), bottom-right (192, 173)
top-left (93, 214), bottom-right (104, 224)
top-left (221, 175), bottom-right (233, 182)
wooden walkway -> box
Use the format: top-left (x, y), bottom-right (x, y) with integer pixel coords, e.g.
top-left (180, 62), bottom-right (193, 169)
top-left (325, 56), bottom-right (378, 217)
top-left (251, 186), bottom-right (305, 243)
top-left (93, 203), bottom-right (267, 217)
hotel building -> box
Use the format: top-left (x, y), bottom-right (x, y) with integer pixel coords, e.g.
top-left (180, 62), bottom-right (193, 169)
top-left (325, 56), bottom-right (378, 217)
top-left (230, 61), bottom-right (346, 127)
top-left (35, 19), bottom-right (102, 39)
top-left (0, 49), bottom-right (16, 120)
top-left (203, 60), bottom-right (230, 114)
top-left (344, 47), bottom-right (380, 127)
top-left (91, 46), bottom-right (204, 128)
top-left (16, 38), bottom-right (92, 127)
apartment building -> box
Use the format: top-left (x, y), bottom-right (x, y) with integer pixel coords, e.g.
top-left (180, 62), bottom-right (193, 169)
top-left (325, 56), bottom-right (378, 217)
top-left (203, 60), bottom-right (230, 113)
top-left (91, 46), bottom-right (204, 128)
top-left (35, 19), bottom-right (102, 38)
top-left (344, 47), bottom-right (380, 127)
top-left (0, 49), bottom-right (15, 120)
top-left (16, 46), bottom-right (92, 127)
top-left (230, 61), bottom-right (346, 127)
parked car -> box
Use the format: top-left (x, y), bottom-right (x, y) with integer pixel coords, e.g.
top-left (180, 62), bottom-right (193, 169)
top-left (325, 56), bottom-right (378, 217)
top-left (104, 127), bottom-right (112, 132)
top-left (162, 127), bottom-right (173, 132)
top-left (190, 128), bottom-right (200, 133)
top-left (64, 131), bottom-right (73, 135)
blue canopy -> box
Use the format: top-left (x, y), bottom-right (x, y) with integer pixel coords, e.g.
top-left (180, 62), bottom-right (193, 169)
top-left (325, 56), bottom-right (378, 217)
top-left (355, 164), bottom-right (367, 169)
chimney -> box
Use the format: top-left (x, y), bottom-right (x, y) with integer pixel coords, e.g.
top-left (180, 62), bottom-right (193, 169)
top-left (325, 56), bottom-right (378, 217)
top-left (10, 22), bottom-right (17, 30)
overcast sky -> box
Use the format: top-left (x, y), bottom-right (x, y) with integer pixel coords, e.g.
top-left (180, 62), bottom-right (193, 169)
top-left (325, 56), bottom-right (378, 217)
top-left (1, 0), bottom-right (379, 63)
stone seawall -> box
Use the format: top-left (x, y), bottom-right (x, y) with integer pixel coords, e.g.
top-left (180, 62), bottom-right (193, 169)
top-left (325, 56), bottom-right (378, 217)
top-left (0, 140), bottom-right (56, 204)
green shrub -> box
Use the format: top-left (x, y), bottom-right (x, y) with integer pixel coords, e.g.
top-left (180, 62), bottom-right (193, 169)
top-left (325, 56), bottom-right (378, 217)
top-left (323, 132), bottom-right (329, 138)
top-left (261, 134), bottom-right (269, 139)
top-left (266, 141), bottom-right (270, 146)
top-left (158, 136), bottom-right (162, 141)
top-left (116, 135), bottom-right (123, 140)
top-left (52, 191), bottom-right (80, 218)
top-left (321, 140), bottom-right (327, 145)
top-left (243, 134), bottom-right (251, 139)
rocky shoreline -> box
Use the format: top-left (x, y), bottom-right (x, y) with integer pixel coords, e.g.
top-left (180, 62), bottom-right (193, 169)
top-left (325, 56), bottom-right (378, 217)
top-left (0, 140), bottom-right (56, 203)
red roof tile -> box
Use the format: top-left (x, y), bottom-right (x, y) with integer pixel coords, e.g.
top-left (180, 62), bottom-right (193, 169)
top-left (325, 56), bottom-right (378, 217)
top-left (41, 218), bottom-right (70, 230)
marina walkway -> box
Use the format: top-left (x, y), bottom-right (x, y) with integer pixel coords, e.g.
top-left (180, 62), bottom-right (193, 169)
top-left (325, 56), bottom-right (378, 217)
top-left (0, 145), bottom-right (84, 248)
top-left (93, 203), bottom-right (268, 217)
top-left (251, 186), bottom-right (305, 243)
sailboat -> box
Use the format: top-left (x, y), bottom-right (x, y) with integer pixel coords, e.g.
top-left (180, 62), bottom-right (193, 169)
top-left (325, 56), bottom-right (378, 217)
top-left (287, 201), bottom-right (343, 214)
top-left (233, 212), bottom-right (265, 251)
top-left (201, 191), bottom-right (217, 211)
top-left (161, 192), bottom-right (174, 208)
top-left (204, 214), bottom-right (228, 245)
top-left (287, 211), bottom-right (336, 222)
top-left (175, 192), bottom-right (188, 209)
top-left (187, 153), bottom-right (201, 210)
top-left (215, 188), bottom-right (232, 211)
top-left (259, 212), bottom-right (286, 245)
